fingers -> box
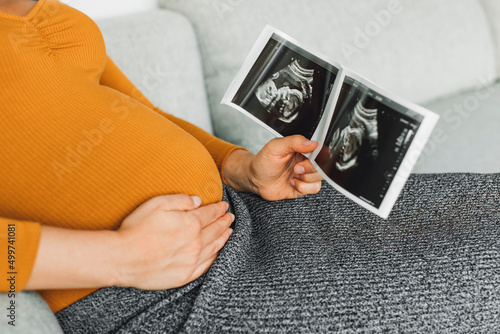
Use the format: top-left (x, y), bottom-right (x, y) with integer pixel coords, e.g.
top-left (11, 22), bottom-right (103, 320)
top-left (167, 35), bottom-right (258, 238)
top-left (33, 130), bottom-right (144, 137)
top-left (294, 160), bottom-right (324, 183)
top-left (184, 212), bottom-right (233, 283)
top-left (297, 172), bottom-right (323, 183)
top-left (200, 212), bottom-right (234, 248)
top-left (188, 254), bottom-right (218, 282)
top-left (294, 159), bottom-right (318, 175)
top-left (189, 201), bottom-right (229, 228)
top-left (294, 160), bottom-right (323, 182)
top-left (267, 135), bottom-right (318, 157)
top-left (188, 226), bottom-right (233, 282)
top-left (199, 226), bottom-right (233, 266)
top-left (290, 178), bottom-right (322, 196)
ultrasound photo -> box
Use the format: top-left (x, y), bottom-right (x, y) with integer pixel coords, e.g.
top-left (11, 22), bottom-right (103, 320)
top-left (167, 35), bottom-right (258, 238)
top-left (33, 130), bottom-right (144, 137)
top-left (232, 34), bottom-right (338, 139)
top-left (315, 77), bottom-right (423, 209)
top-left (223, 26), bottom-right (439, 217)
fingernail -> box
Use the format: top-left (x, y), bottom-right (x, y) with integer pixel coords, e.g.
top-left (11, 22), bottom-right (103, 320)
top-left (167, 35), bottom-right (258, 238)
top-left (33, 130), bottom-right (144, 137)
top-left (296, 166), bottom-right (306, 174)
top-left (230, 213), bottom-right (235, 222)
top-left (228, 228), bottom-right (233, 236)
top-left (290, 179), bottom-right (296, 187)
top-left (225, 202), bottom-right (229, 211)
top-left (191, 196), bottom-right (202, 207)
top-left (303, 140), bottom-right (315, 145)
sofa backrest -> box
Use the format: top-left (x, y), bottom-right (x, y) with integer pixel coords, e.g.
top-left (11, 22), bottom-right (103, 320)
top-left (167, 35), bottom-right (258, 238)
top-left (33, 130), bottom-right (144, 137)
top-left (160, 0), bottom-right (498, 152)
top-left (97, 10), bottom-right (213, 133)
top-left (480, 0), bottom-right (500, 76)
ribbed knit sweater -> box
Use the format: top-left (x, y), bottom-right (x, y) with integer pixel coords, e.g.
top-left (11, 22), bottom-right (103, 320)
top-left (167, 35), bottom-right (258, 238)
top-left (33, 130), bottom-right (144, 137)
top-left (0, 0), bottom-right (240, 313)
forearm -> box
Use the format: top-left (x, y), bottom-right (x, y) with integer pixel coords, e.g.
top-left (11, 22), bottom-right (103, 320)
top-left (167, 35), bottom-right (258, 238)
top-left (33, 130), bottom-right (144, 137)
top-left (24, 225), bottom-right (122, 290)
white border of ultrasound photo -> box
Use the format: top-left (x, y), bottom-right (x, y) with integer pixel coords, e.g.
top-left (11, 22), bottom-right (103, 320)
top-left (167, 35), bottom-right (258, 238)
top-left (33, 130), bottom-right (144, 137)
top-left (221, 25), bottom-right (343, 143)
top-left (310, 69), bottom-right (440, 219)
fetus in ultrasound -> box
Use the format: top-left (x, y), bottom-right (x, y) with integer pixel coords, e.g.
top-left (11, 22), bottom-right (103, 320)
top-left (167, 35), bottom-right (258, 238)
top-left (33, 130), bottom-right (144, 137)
top-left (328, 101), bottom-right (379, 172)
top-left (255, 60), bottom-right (314, 123)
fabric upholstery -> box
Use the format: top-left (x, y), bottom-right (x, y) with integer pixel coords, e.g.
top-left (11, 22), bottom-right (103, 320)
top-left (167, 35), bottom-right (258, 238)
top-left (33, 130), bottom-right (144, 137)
top-left (97, 10), bottom-right (213, 134)
top-left (0, 291), bottom-right (63, 334)
top-left (159, 0), bottom-right (497, 153)
top-left (414, 82), bottom-right (500, 173)
top-left (480, 0), bottom-right (500, 77)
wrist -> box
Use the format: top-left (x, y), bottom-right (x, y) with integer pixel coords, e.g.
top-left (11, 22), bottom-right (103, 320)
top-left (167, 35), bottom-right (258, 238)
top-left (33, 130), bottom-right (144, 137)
top-left (111, 229), bottom-right (142, 288)
top-left (222, 149), bottom-right (258, 193)
top-left (106, 230), bottom-right (128, 287)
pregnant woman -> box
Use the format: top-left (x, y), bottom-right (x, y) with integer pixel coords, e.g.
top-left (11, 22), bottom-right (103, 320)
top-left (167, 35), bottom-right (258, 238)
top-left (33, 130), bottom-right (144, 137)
top-left (1, 0), bottom-right (499, 332)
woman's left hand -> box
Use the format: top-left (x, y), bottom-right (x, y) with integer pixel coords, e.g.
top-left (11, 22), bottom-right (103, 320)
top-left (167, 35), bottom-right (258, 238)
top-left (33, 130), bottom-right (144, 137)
top-left (223, 135), bottom-right (324, 201)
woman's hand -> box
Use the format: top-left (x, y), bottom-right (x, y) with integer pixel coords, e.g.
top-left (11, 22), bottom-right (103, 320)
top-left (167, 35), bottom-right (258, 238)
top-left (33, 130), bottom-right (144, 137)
top-left (25, 194), bottom-right (233, 291)
top-left (223, 135), bottom-right (323, 201)
top-left (115, 195), bottom-right (234, 290)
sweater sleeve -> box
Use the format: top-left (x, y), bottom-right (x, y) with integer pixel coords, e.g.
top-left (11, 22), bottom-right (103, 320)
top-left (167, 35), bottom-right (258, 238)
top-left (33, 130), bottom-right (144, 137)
top-left (99, 55), bottom-right (246, 173)
top-left (0, 218), bottom-right (41, 292)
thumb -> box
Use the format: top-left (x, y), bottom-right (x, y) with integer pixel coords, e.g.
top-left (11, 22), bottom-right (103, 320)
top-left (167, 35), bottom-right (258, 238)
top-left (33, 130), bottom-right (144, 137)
top-left (268, 135), bottom-right (318, 156)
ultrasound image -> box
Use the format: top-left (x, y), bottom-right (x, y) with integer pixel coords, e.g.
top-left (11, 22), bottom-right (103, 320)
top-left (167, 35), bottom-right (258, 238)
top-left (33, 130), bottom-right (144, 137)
top-left (315, 78), bottom-right (422, 208)
top-left (232, 35), bottom-right (338, 139)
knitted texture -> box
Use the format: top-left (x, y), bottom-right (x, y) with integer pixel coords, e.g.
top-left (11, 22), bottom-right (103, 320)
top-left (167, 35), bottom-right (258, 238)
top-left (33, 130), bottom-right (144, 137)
top-left (56, 173), bottom-right (500, 333)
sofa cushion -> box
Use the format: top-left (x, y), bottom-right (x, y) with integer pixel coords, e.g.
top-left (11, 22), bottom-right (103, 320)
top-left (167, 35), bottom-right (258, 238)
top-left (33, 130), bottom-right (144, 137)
top-left (0, 292), bottom-right (63, 334)
top-left (480, 0), bottom-right (500, 77)
top-left (160, 0), bottom-right (497, 154)
top-left (62, 0), bottom-right (157, 20)
top-left (413, 81), bottom-right (500, 173)
top-left (97, 10), bottom-right (213, 133)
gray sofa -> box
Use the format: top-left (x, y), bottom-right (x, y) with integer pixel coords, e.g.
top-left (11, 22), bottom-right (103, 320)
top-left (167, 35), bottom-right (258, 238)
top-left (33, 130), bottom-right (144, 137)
top-left (156, 0), bottom-right (500, 174)
top-left (2, 0), bottom-right (500, 332)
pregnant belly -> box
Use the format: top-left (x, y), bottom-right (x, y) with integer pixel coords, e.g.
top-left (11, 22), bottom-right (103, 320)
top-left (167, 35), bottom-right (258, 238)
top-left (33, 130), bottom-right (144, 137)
top-left (0, 89), bottom-right (222, 231)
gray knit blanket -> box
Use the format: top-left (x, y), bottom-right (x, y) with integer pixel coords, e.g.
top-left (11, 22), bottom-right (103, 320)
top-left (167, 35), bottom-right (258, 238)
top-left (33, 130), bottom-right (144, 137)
top-left (56, 174), bottom-right (500, 333)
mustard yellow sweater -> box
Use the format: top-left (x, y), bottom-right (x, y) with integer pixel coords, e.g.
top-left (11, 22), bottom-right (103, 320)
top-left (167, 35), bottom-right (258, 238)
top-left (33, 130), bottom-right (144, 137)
top-left (0, 0), bottom-right (241, 313)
